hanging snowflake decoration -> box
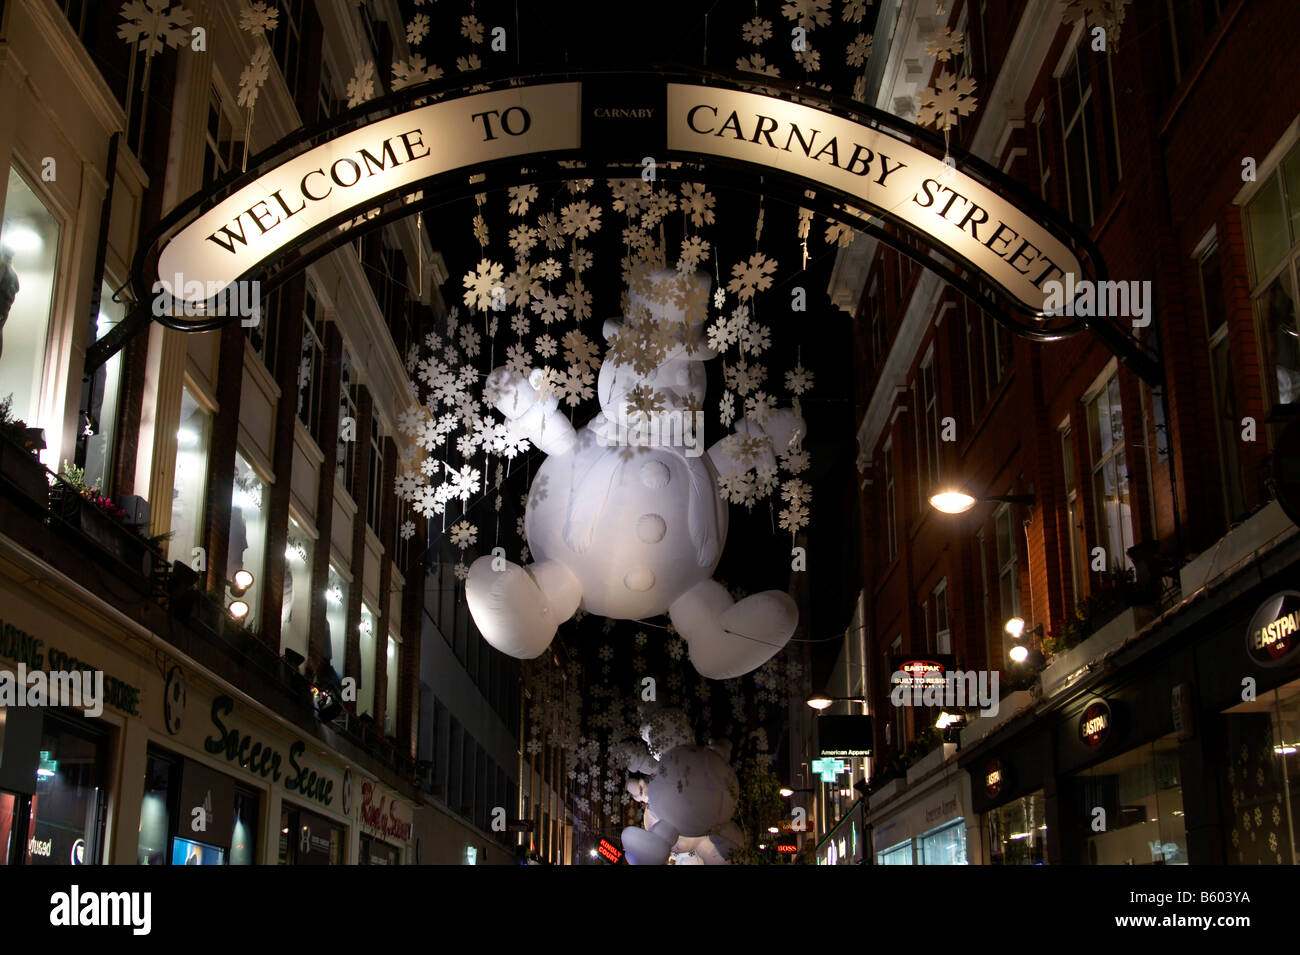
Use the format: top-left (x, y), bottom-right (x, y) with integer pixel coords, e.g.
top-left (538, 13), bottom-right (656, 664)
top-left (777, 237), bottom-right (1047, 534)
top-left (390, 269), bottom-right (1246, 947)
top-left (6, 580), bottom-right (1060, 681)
top-left (237, 45), bottom-right (272, 110)
top-left (238, 1), bottom-right (278, 36)
top-left (916, 73), bottom-right (979, 133)
top-left (925, 28), bottom-right (965, 62)
top-left (346, 60), bottom-right (376, 108)
top-left (742, 16), bottom-right (773, 44)
top-left (736, 53), bottom-right (781, 77)
top-left (785, 363), bottom-right (815, 395)
top-left (461, 15), bottom-right (485, 44)
top-left (781, 0), bottom-right (831, 31)
top-left (1062, 0), bottom-right (1131, 45)
top-left (406, 13), bottom-right (430, 46)
top-left (449, 520), bottom-right (478, 550)
top-left (117, 0), bottom-right (193, 58)
top-left (727, 253), bottom-right (778, 301)
top-left (846, 33), bottom-right (873, 67)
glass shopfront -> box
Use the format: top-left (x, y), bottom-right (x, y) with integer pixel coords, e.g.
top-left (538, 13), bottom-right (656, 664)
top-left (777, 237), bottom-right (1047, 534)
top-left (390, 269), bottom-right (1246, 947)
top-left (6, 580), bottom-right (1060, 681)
top-left (876, 840), bottom-right (913, 865)
top-left (986, 791), bottom-right (1049, 865)
top-left (1220, 678), bottom-right (1300, 864)
top-left (1072, 735), bottom-right (1187, 865)
top-left (919, 819), bottom-right (967, 864)
top-left (281, 516), bottom-right (313, 665)
top-left (0, 710), bottom-right (109, 865)
top-left (137, 748), bottom-right (260, 865)
top-left (359, 833), bottom-right (401, 865)
top-left (279, 802), bottom-right (344, 865)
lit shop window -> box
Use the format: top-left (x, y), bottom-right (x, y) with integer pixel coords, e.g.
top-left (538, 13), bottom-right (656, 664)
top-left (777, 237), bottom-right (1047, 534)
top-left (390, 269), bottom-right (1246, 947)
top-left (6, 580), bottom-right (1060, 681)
top-left (337, 349), bottom-right (357, 494)
top-left (281, 517), bottom-right (313, 666)
top-left (1072, 736), bottom-right (1187, 865)
top-left (170, 387), bottom-right (211, 566)
top-left (919, 820), bottom-right (967, 865)
top-left (986, 791), bottom-right (1048, 865)
top-left (359, 602), bottom-right (377, 718)
top-left (229, 453), bottom-right (269, 625)
top-left (1219, 679), bottom-right (1300, 864)
top-left (0, 166), bottom-right (61, 430)
top-left (323, 563), bottom-right (349, 690)
top-left (1243, 138), bottom-right (1300, 408)
top-left (875, 840), bottom-right (913, 865)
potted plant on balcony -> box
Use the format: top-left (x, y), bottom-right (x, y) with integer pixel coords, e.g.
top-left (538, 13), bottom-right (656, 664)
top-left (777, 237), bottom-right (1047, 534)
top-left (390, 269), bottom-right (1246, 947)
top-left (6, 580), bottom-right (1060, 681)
top-left (0, 394), bottom-right (48, 507)
top-left (51, 462), bottom-right (153, 578)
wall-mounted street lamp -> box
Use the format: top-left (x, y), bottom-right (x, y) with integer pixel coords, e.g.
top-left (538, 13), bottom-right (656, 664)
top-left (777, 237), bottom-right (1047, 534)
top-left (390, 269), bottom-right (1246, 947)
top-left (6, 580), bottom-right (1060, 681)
top-left (928, 489), bottom-right (1036, 514)
top-left (227, 568), bottom-right (255, 621)
top-left (779, 787), bottom-right (816, 797)
top-left (805, 694), bottom-right (868, 711)
top-left (1005, 616), bottom-right (1045, 666)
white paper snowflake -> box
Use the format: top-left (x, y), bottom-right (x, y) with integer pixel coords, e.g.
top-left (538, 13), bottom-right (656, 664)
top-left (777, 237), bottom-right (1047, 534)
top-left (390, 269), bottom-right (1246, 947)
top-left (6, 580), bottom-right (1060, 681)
top-left (742, 16), bottom-right (773, 44)
top-left (846, 33), bottom-right (873, 67)
top-left (925, 28), bottom-right (964, 62)
top-left (508, 184), bottom-right (538, 216)
top-left (117, 0), bottom-right (193, 57)
top-left (785, 363), bottom-right (815, 395)
top-left (346, 60), bottom-right (376, 107)
top-left (462, 259), bottom-right (504, 312)
top-left (449, 520), bottom-right (478, 550)
top-left (917, 73), bottom-right (979, 132)
top-left (736, 53), bottom-right (781, 77)
top-left (238, 1), bottom-right (278, 35)
top-left (727, 253), bottom-right (778, 301)
top-left (461, 14), bottom-right (484, 43)
top-left (781, 0), bottom-right (831, 31)
top-left (406, 13), bottom-right (430, 46)
top-left (237, 45), bottom-right (271, 109)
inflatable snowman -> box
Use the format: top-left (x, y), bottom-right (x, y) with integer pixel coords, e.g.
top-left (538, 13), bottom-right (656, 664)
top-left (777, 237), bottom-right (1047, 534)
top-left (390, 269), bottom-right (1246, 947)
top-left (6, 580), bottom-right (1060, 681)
top-left (466, 269), bottom-right (801, 679)
top-left (618, 708), bottom-right (743, 865)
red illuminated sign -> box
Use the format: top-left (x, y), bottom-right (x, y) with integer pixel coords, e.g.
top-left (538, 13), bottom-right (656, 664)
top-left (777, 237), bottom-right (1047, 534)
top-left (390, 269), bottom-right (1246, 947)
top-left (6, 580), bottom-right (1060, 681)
top-left (597, 838), bottom-right (622, 863)
top-left (776, 844), bottom-right (798, 854)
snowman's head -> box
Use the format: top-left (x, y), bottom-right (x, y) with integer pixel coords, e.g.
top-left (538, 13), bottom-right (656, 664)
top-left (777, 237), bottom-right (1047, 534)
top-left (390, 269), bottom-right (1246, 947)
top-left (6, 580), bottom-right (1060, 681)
top-left (597, 270), bottom-right (714, 442)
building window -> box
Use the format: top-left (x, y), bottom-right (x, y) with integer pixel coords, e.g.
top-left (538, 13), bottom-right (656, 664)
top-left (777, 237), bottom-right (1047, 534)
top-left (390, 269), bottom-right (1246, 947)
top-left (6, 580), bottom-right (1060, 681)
top-left (203, 86), bottom-right (243, 186)
top-left (79, 279), bottom-right (125, 488)
top-left (876, 839), bottom-right (913, 865)
top-left (359, 602), bottom-right (378, 718)
top-left (1085, 369), bottom-right (1135, 572)
top-left (995, 504), bottom-right (1020, 649)
top-left (1073, 736), bottom-right (1186, 864)
top-left (281, 516), bottom-right (313, 665)
top-left (229, 453), bottom-right (269, 625)
top-left (1198, 243), bottom-right (1248, 521)
top-left (366, 419), bottom-right (384, 530)
top-left (1220, 678), bottom-right (1300, 864)
top-left (919, 348), bottom-right (941, 493)
top-left (1243, 138), bottom-right (1300, 409)
top-left (919, 820), bottom-right (967, 865)
top-left (986, 791), bottom-right (1048, 864)
top-left (248, 285), bottom-right (283, 373)
top-left (298, 291), bottom-right (326, 444)
top-left (981, 310), bottom-right (1008, 397)
top-left (171, 387), bottom-right (211, 566)
top-left (318, 58), bottom-right (337, 120)
top-left (337, 350), bottom-right (358, 495)
top-left (278, 803), bottom-right (344, 865)
top-left (1033, 102), bottom-right (1050, 200)
top-left (1056, 37), bottom-right (1121, 229)
top-left (323, 563), bottom-right (349, 691)
top-left (1060, 423), bottom-right (1087, 603)
top-left (882, 439), bottom-right (897, 563)
top-left (0, 166), bottom-right (61, 431)
top-left (868, 280), bottom-right (883, 372)
top-left (386, 634), bottom-right (400, 738)
top-left (270, 0), bottom-right (306, 103)
top-left (932, 579), bottom-right (950, 654)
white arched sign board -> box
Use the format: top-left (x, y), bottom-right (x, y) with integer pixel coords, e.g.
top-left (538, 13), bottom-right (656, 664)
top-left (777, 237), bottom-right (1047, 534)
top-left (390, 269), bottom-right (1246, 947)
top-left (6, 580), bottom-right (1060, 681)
top-left (150, 78), bottom-right (1086, 317)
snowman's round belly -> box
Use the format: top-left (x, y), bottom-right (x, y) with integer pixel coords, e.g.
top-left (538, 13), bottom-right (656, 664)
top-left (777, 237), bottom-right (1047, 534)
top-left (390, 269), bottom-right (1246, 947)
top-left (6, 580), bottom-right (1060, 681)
top-left (526, 445), bottom-right (725, 620)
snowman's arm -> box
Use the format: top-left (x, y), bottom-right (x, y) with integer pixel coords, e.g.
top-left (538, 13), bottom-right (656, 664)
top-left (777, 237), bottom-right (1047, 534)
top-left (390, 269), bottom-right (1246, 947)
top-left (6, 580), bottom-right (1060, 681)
top-left (706, 407), bottom-right (806, 477)
top-left (486, 366), bottom-right (576, 456)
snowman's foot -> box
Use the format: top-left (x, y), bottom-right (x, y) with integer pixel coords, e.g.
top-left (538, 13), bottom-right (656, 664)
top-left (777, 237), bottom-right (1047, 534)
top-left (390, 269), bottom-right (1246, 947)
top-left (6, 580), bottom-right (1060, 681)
top-left (669, 580), bottom-right (797, 679)
top-left (466, 557), bottom-right (581, 659)
top-left (621, 820), bottom-right (679, 866)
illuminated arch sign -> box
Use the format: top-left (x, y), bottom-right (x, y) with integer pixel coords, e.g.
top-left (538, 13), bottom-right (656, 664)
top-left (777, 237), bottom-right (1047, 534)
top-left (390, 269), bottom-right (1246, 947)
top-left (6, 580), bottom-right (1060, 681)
top-left (140, 73), bottom-right (1095, 328)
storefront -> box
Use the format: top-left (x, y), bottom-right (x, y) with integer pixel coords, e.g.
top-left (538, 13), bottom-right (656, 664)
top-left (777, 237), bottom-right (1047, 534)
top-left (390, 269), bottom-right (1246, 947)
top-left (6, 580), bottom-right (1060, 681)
top-left (961, 534), bottom-right (1300, 865)
top-left (865, 770), bottom-right (975, 865)
top-left (816, 800), bottom-right (864, 865)
top-left (0, 553), bottom-right (151, 867)
top-left (356, 777), bottom-right (414, 865)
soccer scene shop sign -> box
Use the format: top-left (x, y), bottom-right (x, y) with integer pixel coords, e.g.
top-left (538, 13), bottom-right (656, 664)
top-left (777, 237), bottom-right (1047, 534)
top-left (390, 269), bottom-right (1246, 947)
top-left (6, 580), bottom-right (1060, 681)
top-left (150, 78), bottom-right (1086, 320)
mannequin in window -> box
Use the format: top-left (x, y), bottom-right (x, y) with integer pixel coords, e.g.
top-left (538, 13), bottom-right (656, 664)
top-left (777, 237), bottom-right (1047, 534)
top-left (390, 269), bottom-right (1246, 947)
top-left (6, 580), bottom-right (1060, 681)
top-left (0, 249), bottom-right (19, 356)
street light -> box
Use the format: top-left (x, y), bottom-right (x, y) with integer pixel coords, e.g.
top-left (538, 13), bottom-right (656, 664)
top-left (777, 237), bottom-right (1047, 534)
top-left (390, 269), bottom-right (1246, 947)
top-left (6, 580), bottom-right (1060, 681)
top-left (928, 489), bottom-right (1036, 514)
top-left (805, 694), bottom-right (867, 710)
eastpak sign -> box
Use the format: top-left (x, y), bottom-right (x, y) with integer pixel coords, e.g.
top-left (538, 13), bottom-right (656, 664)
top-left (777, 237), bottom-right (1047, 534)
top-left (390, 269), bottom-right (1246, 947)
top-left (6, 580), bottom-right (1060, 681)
top-left (149, 77), bottom-right (1089, 320)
